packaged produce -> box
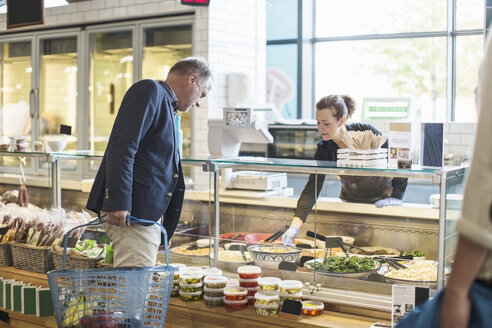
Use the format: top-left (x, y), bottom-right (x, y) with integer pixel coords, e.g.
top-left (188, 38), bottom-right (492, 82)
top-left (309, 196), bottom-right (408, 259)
top-left (279, 280), bottom-right (302, 294)
top-left (203, 286), bottom-right (224, 297)
top-left (258, 277), bottom-right (281, 292)
top-left (204, 295), bottom-right (224, 307)
top-left (223, 286), bottom-right (248, 301)
top-left (238, 277), bottom-right (259, 288)
top-left (202, 267), bottom-right (223, 277)
top-left (223, 298), bottom-right (248, 311)
top-left (179, 281), bottom-right (203, 292)
top-left (180, 273), bottom-right (203, 284)
top-left (237, 265), bottom-right (261, 279)
top-left (246, 286), bottom-right (259, 296)
top-left (301, 300), bottom-right (324, 316)
top-left (255, 303), bottom-right (279, 316)
top-left (254, 292), bottom-right (279, 306)
top-left (179, 290), bottom-right (202, 302)
top-left (204, 275), bottom-right (227, 288)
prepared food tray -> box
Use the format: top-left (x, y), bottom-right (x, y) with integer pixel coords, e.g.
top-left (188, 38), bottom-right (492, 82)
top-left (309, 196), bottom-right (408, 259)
top-left (383, 260), bottom-right (437, 284)
top-left (349, 246), bottom-right (400, 256)
top-left (304, 256), bottom-right (381, 278)
top-left (210, 249), bottom-right (253, 263)
top-left (171, 245), bottom-right (224, 257)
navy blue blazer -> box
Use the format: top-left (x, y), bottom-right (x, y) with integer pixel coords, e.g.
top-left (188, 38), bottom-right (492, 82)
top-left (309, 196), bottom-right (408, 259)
top-left (86, 79), bottom-right (184, 239)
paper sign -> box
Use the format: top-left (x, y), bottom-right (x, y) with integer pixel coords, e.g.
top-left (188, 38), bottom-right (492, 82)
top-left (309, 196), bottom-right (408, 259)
top-left (278, 261), bottom-right (297, 271)
top-left (391, 285), bottom-right (430, 327)
top-left (388, 122), bottom-right (412, 168)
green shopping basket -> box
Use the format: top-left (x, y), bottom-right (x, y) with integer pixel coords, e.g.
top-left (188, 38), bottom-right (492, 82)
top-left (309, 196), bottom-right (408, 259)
top-left (47, 214), bottom-right (177, 328)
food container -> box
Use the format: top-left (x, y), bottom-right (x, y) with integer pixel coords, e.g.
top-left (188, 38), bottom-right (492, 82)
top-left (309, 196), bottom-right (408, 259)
top-left (181, 266), bottom-right (203, 276)
top-left (223, 298), bottom-right (248, 311)
top-left (204, 275), bottom-right (227, 288)
top-left (254, 292), bottom-right (279, 306)
top-left (170, 263), bottom-right (187, 280)
top-left (258, 277), bottom-right (281, 292)
top-left (247, 295), bottom-right (255, 305)
top-left (179, 290), bottom-right (202, 302)
top-left (180, 273), bottom-right (203, 284)
top-left (173, 278), bottom-right (180, 288)
top-left (238, 277), bottom-right (259, 288)
top-left (246, 286), bottom-right (259, 296)
top-left (171, 286), bottom-right (179, 297)
top-left (203, 286), bottom-right (225, 297)
top-left (237, 265), bottom-right (261, 279)
top-left (202, 267), bottom-right (223, 277)
top-left (226, 279), bottom-right (239, 287)
top-left (279, 291), bottom-right (302, 304)
top-left (204, 295), bottom-right (224, 307)
top-left (223, 286), bottom-right (248, 301)
top-left (279, 280), bottom-right (303, 294)
top-left (301, 300), bottom-right (324, 316)
top-left (255, 303), bottom-right (279, 316)
top-left (179, 281), bottom-right (203, 292)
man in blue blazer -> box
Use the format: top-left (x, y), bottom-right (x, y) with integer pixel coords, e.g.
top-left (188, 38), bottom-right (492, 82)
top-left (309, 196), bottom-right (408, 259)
top-left (86, 57), bottom-right (212, 267)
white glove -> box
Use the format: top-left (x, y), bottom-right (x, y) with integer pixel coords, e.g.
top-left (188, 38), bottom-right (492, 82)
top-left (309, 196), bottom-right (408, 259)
top-left (281, 226), bottom-right (299, 246)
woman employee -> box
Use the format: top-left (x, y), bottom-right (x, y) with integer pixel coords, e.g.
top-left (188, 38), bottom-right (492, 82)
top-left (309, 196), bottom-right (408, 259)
top-left (282, 95), bottom-right (407, 246)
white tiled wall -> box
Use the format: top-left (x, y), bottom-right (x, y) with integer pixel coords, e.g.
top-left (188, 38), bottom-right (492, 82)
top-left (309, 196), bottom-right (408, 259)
top-left (0, 0), bottom-right (267, 166)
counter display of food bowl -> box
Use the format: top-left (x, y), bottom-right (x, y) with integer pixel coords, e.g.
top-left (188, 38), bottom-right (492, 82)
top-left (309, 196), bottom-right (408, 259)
top-left (248, 244), bottom-right (301, 269)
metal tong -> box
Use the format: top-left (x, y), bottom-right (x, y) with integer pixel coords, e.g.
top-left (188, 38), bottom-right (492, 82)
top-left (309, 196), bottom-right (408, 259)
top-left (375, 256), bottom-right (408, 270)
top-left (263, 225), bottom-right (290, 243)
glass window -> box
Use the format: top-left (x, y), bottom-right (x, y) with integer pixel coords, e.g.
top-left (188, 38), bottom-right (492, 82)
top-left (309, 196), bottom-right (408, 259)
top-left (267, 44), bottom-right (298, 119)
top-left (315, 38), bottom-right (447, 122)
top-left (0, 41), bottom-right (32, 166)
top-left (267, 0), bottom-right (298, 40)
top-left (315, 0), bottom-right (447, 37)
top-left (455, 35), bottom-right (483, 122)
top-left (456, 0), bottom-right (484, 30)
top-left (88, 31), bottom-right (133, 152)
top-left (142, 25), bottom-right (192, 156)
top-left (39, 36), bottom-right (78, 150)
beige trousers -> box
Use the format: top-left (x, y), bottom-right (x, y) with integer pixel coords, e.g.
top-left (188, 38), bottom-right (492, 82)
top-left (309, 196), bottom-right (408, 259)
top-left (103, 222), bottom-right (161, 267)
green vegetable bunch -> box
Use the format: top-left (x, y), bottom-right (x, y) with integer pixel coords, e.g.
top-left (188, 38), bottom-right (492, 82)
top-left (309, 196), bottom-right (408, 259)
top-left (310, 256), bottom-right (376, 273)
top-left (402, 250), bottom-right (427, 258)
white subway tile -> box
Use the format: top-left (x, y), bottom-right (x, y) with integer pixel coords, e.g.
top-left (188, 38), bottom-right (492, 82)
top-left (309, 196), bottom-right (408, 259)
top-left (460, 134), bottom-right (475, 146)
top-left (449, 122), bottom-right (474, 134)
top-left (69, 12), bottom-right (84, 23)
top-left (98, 8), bottom-right (113, 19)
top-left (84, 10), bottom-right (99, 22)
top-left (444, 134), bottom-right (460, 145)
top-left (112, 7), bottom-right (127, 18)
top-left (142, 3), bottom-right (159, 14)
top-left (105, 0), bottom-right (119, 8)
top-left (91, 0), bottom-right (106, 10)
top-left (44, 16), bottom-right (58, 25)
top-left (119, 0), bottom-right (135, 6)
top-left (126, 5), bottom-right (143, 16)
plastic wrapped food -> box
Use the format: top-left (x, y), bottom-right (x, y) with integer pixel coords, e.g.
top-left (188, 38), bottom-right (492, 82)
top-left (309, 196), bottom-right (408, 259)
top-left (204, 295), bottom-right (224, 307)
top-left (258, 277), bottom-right (281, 292)
top-left (204, 275), bottom-right (227, 288)
top-left (237, 265), bottom-right (261, 279)
top-left (179, 281), bottom-right (203, 292)
top-left (223, 298), bottom-right (248, 311)
top-left (223, 286), bottom-right (248, 301)
top-left (180, 273), bottom-right (203, 284)
top-left (202, 267), bottom-right (223, 277)
top-left (238, 277), bottom-right (259, 288)
top-left (301, 300), bottom-right (324, 316)
top-left (255, 303), bottom-right (279, 316)
top-left (203, 286), bottom-right (224, 297)
top-left (179, 290), bottom-right (202, 302)
top-left (254, 292), bottom-right (279, 306)
top-left (279, 280), bottom-right (302, 294)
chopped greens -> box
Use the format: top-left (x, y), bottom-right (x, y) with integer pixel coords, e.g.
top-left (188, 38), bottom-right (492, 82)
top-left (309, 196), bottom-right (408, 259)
top-left (309, 256), bottom-right (376, 273)
top-left (402, 250), bottom-right (427, 258)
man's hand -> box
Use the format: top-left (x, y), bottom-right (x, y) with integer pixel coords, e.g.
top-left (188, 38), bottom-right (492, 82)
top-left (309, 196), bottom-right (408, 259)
top-left (374, 197), bottom-right (402, 208)
top-left (107, 210), bottom-right (129, 227)
top-left (281, 226), bottom-right (299, 246)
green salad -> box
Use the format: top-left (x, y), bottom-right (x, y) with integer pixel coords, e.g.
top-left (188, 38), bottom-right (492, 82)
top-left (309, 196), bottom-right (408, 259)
top-left (309, 256), bottom-right (376, 273)
top-left (402, 250), bottom-right (427, 258)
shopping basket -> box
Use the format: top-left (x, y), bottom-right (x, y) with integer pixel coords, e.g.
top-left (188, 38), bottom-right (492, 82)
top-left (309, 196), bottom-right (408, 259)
top-left (47, 214), bottom-right (177, 328)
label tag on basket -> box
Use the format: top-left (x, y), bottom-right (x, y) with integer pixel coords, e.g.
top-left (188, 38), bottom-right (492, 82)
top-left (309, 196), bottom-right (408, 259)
top-left (279, 300), bottom-right (302, 320)
top-left (278, 261), bottom-right (297, 271)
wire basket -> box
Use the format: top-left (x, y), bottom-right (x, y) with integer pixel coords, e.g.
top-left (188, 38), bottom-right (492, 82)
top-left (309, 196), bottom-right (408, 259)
top-left (47, 215), bottom-right (176, 328)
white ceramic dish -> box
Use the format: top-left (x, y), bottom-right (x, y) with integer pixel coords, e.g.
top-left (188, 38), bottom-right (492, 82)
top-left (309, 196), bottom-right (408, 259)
top-left (248, 245), bottom-right (301, 269)
top-left (303, 258), bottom-right (381, 279)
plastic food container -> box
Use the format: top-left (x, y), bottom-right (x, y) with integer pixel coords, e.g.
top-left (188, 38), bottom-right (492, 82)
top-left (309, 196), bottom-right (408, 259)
top-left (279, 280), bottom-right (303, 294)
top-left (173, 278), bottom-right (180, 287)
top-left (170, 263), bottom-right (187, 279)
top-left (247, 295), bottom-right (255, 305)
top-left (238, 277), bottom-right (259, 288)
top-left (258, 277), bottom-right (281, 292)
top-left (223, 298), bottom-right (248, 311)
top-left (226, 279), bottom-right (240, 287)
top-left (202, 267), bottom-right (223, 277)
top-left (237, 265), bottom-right (261, 279)
top-left (204, 275), bottom-right (228, 288)
top-left (203, 286), bottom-right (225, 297)
top-left (204, 295), bottom-right (224, 307)
top-left (301, 300), bottom-right (324, 316)
top-left (180, 273), bottom-right (204, 284)
top-left (179, 281), bottom-right (203, 292)
top-left (179, 290), bottom-right (202, 302)
top-left (223, 286), bottom-right (248, 301)
top-left (171, 286), bottom-right (179, 297)
top-left (246, 286), bottom-right (259, 296)
top-left (254, 292), bottom-right (279, 306)
top-left (280, 291), bottom-right (302, 304)
top-left (255, 303), bottom-right (279, 316)
top-left (181, 266), bottom-right (203, 276)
